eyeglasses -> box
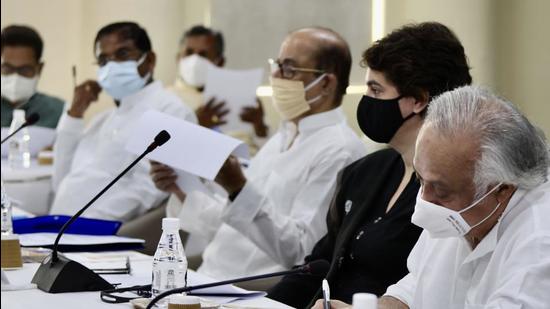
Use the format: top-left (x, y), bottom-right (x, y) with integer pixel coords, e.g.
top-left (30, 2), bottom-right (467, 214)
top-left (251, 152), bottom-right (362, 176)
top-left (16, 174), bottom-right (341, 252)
top-left (268, 58), bottom-right (324, 79)
top-left (1, 63), bottom-right (39, 78)
top-left (95, 48), bottom-right (145, 67)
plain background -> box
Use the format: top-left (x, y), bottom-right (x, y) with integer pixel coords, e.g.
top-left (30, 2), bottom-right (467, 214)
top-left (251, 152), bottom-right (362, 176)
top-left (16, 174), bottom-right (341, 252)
top-left (2, 0), bottom-right (549, 144)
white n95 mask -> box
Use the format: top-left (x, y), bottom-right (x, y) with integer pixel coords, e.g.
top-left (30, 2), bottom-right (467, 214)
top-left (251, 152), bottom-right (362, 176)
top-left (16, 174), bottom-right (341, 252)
top-left (97, 54), bottom-right (150, 100)
top-left (1, 73), bottom-right (38, 103)
top-left (178, 54), bottom-right (211, 88)
top-left (411, 182), bottom-right (503, 238)
top-left (270, 73), bottom-right (326, 120)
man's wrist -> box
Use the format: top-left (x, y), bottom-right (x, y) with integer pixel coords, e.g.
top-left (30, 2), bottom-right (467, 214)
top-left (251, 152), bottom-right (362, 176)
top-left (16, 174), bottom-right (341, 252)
top-left (226, 179), bottom-right (246, 199)
top-left (67, 108), bottom-right (84, 118)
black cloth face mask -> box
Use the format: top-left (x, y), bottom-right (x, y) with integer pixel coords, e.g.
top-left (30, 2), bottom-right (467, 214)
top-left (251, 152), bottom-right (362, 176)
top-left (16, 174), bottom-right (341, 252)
top-left (356, 95), bottom-right (416, 143)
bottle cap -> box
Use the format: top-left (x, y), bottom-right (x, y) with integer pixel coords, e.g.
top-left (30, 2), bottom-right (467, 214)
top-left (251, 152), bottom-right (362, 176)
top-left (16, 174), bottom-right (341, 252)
top-left (352, 293), bottom-right (377, 309)
top-left (169, 294), bottom-right (200, 304)
top-left (162, 217), bottom-right (180, 231)
top-left (13, 109), bottom-right (26, 120)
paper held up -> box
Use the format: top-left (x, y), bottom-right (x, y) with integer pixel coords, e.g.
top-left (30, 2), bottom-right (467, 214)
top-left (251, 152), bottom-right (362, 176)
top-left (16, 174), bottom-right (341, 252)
top-left (203, 66), bottom-right (264, 132)
top-left (125, 110), bottom-right (249, 181)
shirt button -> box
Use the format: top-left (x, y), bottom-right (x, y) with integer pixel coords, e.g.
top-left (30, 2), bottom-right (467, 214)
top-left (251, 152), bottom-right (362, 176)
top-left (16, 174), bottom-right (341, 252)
top-left (338, 256), bottom-right (344, 268)
top-left (349, 253), bottom-right (354, 260)
top-left (356, 230), bottom-right (364, 240)
top-left (373, 216), bottom-right (382, 224)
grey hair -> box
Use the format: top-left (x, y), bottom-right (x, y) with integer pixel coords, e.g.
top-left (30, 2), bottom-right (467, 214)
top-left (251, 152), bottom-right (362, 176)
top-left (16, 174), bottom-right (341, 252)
top-left (424, 86), bottom-right (549, 199)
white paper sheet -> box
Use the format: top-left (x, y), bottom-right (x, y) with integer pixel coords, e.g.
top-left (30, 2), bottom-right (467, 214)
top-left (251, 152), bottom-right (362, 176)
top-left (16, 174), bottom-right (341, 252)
top-left (187, 271), bottom-right (267, 303)
top-left (125, 110), bottom-right (248, 186)
top-left (18, 232), bottom-right (144, 247)
top-left (1, 127), bottom-right (56, 158)
top-left (203, 66), bottom-right (264, 132)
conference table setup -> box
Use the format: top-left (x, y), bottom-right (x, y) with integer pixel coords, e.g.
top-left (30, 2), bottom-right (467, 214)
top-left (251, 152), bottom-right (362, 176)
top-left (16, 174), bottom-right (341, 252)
top-left (2, 250), bottom-right (293, 309)
top-left (1, 131), bottom-right (294, 309)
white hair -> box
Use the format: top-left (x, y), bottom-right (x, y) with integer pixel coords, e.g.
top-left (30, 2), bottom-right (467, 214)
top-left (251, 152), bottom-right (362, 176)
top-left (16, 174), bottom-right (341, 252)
top-left (424, 86), bottom-right (549, 198)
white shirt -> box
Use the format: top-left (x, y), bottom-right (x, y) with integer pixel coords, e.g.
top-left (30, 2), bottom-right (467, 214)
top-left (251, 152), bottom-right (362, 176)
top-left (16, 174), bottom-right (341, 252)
top-left (50, 81), bottom-right (197, 221)
top-left (167, 107), bottom-right (366, 279)
top-left (386, 178), bottom-right (550, 309)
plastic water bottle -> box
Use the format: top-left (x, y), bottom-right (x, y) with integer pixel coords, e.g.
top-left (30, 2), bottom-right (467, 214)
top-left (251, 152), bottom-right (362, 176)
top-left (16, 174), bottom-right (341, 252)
top-left (352, 293), bottom-right (378, 309)
top-left (1, 178), bottom-right (13, 235)
top-left (152, 218), bottom-right (187, 308)
top-left (8, 109), bottom-right (31, 169)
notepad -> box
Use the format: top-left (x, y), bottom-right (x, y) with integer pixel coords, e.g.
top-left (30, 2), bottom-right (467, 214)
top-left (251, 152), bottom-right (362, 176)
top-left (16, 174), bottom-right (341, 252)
top-left (18, 233), bottom-right (144, 252)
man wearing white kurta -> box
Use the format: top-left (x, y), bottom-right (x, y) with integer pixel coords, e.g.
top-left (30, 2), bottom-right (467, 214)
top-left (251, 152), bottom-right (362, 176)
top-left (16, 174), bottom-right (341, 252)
top-left (50, 22), bottom-right (196, 222)
top-left (151, 27), bottom-right (366, 279)
top-left (374, 87), bottom-right (550, 309)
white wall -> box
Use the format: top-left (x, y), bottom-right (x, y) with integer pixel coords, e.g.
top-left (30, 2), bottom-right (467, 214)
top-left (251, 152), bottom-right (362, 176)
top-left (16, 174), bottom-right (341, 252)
top-left (2, 0), bottom-right (549, 137)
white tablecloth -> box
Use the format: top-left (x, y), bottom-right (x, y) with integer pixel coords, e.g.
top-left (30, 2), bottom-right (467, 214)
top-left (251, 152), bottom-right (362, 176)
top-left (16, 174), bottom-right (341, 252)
top-left (1, 251), bottom-right (294, 309)
top-left (1, 159), bottom-right (53, 216)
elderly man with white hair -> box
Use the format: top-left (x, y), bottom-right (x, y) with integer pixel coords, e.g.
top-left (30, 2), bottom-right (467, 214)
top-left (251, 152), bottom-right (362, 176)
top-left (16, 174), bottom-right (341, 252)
top-left (323, 86), bottom-right (549, 309)
top-left (380, 86), bottom-right (550, 308)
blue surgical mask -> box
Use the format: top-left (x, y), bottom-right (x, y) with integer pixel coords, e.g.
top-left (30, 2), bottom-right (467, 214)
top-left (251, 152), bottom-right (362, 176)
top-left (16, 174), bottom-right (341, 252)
top-left (97, 54), bottom-right (151, 100)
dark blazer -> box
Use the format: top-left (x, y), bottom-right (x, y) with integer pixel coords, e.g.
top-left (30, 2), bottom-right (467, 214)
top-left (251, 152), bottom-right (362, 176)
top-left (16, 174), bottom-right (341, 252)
top-left (268, 148), bottom-right (422, 308)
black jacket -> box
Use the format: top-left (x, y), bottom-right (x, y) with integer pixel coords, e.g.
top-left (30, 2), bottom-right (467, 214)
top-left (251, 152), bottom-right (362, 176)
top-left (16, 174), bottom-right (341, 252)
top-left (268, 148), bottom-right (422, 308)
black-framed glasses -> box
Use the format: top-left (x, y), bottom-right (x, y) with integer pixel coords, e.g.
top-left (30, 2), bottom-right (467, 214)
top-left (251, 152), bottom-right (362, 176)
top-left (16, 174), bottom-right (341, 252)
top-left (268, 58), bottom-right (324, 79)
top-left (1, 63), bottom-right (39, 78)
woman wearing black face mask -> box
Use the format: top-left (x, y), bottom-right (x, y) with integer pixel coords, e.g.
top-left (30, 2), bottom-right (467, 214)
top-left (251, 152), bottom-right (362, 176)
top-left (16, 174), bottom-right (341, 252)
top-left (268, 22), bottom-right (473, 308)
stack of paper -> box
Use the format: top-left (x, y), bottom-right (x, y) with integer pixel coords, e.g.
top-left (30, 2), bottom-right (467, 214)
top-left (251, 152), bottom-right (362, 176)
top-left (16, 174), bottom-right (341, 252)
top-left (18, 233), bottom-right (144, 252)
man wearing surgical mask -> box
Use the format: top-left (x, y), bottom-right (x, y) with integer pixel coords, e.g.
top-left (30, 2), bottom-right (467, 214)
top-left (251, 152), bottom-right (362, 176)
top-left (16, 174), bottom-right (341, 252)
top-left (167, 25), bottom-right (268, 155)
top-left (325, 87), bottom-right (550, 309)
top-left (1, 25), bottom-right (64, 128)
top-left (49, 22), bottom-right (196, 222)
top-left (151, 27), bottom-right (366, 280)
top-left (379, 86), bottom-right (550, 309)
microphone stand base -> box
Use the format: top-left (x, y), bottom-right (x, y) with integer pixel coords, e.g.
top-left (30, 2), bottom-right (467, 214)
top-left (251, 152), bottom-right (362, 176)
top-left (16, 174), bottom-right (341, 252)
top-left (31, 254), bottom-right (113, 293)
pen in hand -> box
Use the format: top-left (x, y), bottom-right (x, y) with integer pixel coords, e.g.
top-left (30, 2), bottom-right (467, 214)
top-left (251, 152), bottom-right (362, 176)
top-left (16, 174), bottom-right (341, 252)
top-left (72, 65), bottom-right (77, 88)
top-left (322, 278), bottom-right (331, 309)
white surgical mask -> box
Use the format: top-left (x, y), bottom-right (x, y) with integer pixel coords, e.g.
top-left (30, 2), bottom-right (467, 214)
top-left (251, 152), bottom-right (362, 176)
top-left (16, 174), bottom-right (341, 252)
top-left (270, 73), bottom-right (326, 120)
top-left (1, 73), bottom-right (38, 103)
top-left (411, 182), bottom-right (503, 238)
top-left (178, 54), bottom-right (212, 88)
top-left (97, 54), bottom-right (150, 100)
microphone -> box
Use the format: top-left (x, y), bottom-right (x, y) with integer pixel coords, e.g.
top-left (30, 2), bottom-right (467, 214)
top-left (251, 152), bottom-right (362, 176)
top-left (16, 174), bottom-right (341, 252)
top-left (1, 112), bottom-right (40, 144)
top-left (31, 130), bottom-right (171, 293)
top-left (145, 260), bottom-right (330, 309)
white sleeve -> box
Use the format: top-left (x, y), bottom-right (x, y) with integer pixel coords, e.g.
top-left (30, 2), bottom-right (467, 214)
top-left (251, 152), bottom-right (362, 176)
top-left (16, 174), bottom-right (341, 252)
top-left (221, 151), bottom-right (355, 268)
top-left (483, 234), bottom-right (550, 309)
top-left (166, 184), bottom-right (228, 242)
top-left (83, 160), bottom-right (168, 221)
top-left (385, 231), bottom-right (428, 306)
top-left (52, 112), bottom-right (85, 191)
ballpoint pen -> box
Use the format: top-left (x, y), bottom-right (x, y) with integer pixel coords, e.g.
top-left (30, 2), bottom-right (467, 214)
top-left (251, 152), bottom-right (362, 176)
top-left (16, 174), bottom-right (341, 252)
top-left (322, 278), bottom-right (331, 309)
top-left (72, 65), bottom-right (77, 88)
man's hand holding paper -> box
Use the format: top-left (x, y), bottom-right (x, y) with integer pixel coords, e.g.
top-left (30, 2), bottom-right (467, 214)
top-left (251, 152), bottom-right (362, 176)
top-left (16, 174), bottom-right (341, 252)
top-left (126, 110), bottom-right (249, 197)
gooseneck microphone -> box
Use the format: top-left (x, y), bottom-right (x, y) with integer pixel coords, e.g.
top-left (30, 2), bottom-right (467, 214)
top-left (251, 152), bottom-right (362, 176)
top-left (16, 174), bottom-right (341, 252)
top-left (31, 130), bottom-right (171, 293)
top-left (1, 112), bottom-right (40, 144)
top-left (145, 260), bottom-right (330, 309)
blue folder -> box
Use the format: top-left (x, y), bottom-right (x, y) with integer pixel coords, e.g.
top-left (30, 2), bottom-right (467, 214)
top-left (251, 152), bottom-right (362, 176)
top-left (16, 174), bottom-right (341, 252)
top-left (13, 215), bottom-right (122, 235)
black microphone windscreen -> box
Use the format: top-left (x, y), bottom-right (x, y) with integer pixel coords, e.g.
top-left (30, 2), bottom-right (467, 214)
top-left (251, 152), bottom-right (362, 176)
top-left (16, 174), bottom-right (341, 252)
top-left (154, 130), bottom-right (171, 146)
top-left (303, 260), bottom-right (330, 276)
top-left (26, 113), bottom-right (40, 125)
